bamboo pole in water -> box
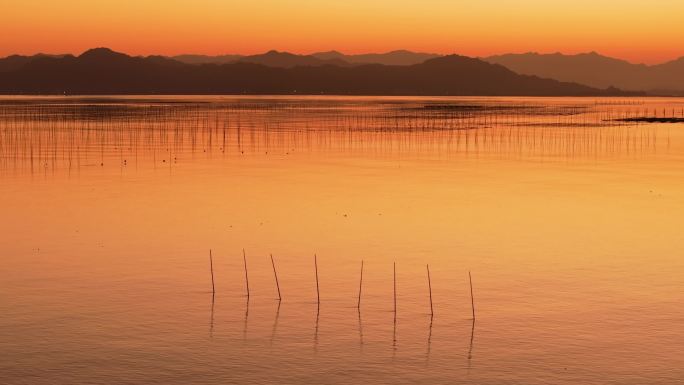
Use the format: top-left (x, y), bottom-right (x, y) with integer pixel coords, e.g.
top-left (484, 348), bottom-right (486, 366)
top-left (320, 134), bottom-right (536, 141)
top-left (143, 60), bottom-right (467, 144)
top-left (270, 254), bottom-right (281, 301)
top-left (243, 249), bottom-right (250, 299)
top-left (209, 249), bottom-right (215, 295)
top-left (469, 271), bottom-right (475, 320)
top-left (393, 261), bottom-right (397, 347)
top-left (393, 262), bottom-right (397, 316)
top-left (357, 260), bottom-right (364, 309)
top-left (427, 264), bottom-right (433, 316)
top-left (314, 254), bottom-right (320, 306)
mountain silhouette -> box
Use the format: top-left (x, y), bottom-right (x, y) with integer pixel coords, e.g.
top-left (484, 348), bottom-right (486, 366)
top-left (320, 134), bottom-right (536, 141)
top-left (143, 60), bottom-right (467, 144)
top-left (170, 50), bottom-right (439, 67)
top-left (237, 50), bottom-right (350, 68)
top-left (0, 48), bottom-right (640, 96)
top-left (311, 50), bottom-right (440, 65)
top-left (485, 52), bottom-right (684, 94)
top-left (171, 54), bottom-right (243, 65)
top-left (0, 53), bottom-right (66, 72)
top-left (171, 50), bottom-right (349, 67)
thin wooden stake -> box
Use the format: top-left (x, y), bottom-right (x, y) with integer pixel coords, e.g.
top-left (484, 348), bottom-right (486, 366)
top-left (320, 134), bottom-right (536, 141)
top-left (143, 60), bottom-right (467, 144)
top-left (209, 249), bottom-right (215, 295)
top-left (469, 271), bottom-right (475, 320)
top-left (314, 254), bottom-right (320, 306)
top-left (357, 260), bottom-right (364, 309)
top-left (393, 261), bottom-right (397, 347)
top-left (427, 264), bottom-right (433, 316)
top-left (270, 253), bottom-right (281, 301)
top-left (393, 262), bottom-right (397, 316)
top-left (243, 249), bottom-right (250, 299)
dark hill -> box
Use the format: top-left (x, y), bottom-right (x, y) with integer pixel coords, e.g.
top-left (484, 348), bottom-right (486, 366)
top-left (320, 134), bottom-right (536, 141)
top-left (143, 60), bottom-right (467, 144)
top-left (0, 48), bottom-right (641, 96)
top-left (0, 53), bottom-right (67, 72)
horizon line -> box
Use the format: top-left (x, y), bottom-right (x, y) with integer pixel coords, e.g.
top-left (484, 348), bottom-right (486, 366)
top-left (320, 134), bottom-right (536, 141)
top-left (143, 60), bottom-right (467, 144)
top-left (3, 47), bottom-right (683, 67)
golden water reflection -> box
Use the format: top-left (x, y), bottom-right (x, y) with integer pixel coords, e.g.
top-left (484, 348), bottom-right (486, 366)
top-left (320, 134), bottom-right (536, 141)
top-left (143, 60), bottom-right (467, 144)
top-left (1, 96), bottom-right (683, 385)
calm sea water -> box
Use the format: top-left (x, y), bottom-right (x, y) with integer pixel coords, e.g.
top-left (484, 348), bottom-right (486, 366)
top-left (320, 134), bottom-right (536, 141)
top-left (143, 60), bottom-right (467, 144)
top-left (1, 96), bottom-right (683, 384)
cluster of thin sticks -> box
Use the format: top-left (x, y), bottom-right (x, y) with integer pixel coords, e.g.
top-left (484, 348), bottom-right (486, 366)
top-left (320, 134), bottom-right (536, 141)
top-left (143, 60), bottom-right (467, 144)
top-left (208, 249), bottom-right (476, 320)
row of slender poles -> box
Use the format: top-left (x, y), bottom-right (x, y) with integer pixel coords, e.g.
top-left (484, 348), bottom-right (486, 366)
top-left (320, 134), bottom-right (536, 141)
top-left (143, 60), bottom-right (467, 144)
top-left (208, 250), bottom-right (476, 319)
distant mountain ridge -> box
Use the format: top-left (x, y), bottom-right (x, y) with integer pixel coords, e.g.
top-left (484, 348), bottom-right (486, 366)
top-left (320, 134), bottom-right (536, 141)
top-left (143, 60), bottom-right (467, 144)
top-left (0, 53), bottom-right (67, 72)
top-left (237, 50), bottom-right (350, 68)
top-left (0, 48), bottom-right (640, 96)
top-left (171, 54), bottom-right (243, 65)
top-left (169, 49), bottom-right (440, 67)
top-left (5, 50), bottom-right (684, 93)
top-left (172, 51), bottom-right (349, 67)
top-left (485, 52), bottom-right (684, 94)
top-left (311, 50), bottom-right (440, 65)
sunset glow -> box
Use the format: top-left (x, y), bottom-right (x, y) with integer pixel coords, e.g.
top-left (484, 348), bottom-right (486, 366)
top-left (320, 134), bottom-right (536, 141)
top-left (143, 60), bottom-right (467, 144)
top-left (3, 0), bottom-right (684, 64)
top-left (4, 1), bottom-right (684, 384)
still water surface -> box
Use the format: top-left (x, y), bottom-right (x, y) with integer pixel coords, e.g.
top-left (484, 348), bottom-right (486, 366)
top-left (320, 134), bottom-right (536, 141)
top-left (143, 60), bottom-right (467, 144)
top-left (1, 96), bottom-right (683, 384)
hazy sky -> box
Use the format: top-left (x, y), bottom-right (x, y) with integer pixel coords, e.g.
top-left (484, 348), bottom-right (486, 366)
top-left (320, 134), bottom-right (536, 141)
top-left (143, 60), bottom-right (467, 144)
top-left (3, 0), bottom-right (683, 64)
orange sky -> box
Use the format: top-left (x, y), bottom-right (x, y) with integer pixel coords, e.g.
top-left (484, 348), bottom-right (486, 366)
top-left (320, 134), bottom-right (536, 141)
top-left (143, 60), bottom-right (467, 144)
top-left (2, 0), bottom-right (684, 64)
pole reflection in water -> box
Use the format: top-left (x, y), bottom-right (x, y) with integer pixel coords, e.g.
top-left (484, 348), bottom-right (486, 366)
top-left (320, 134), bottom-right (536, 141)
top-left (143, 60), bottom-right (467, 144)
top-left (270, 301), bottom-right (281, 346)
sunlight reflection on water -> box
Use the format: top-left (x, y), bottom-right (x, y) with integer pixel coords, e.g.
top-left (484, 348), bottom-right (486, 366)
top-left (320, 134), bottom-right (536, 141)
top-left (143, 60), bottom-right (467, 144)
top-left (1, 96), bottom-right (683, 385)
